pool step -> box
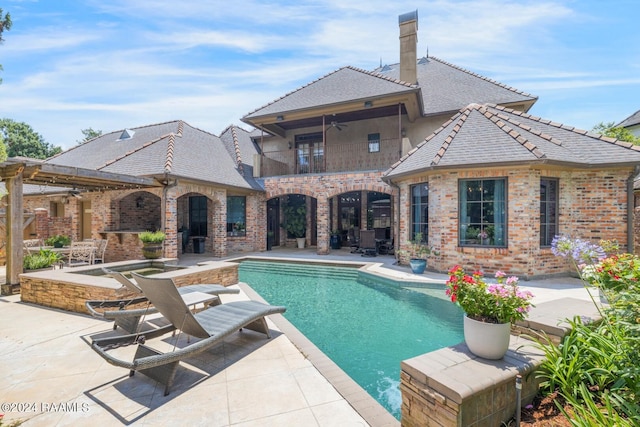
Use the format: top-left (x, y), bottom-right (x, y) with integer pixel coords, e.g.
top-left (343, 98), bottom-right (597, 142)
top-left (239, 260), bottom-right (360, 281)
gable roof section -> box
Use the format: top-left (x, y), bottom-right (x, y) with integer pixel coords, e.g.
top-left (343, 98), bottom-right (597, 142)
top-left (243, 66), bottom-right (419, 120)
top-left (616, 109), bottom-right (640, 128)
top-left (47, 120), bottom-right (260, 191)
top-left (384, 104), bottom-right (640, 180)
top-left (375, 57), bottom-right (537, 116)
top-left (220, 125), bottom-right (260, 177)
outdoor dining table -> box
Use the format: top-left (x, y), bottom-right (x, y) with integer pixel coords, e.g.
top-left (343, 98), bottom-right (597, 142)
top-left (39, 245), bottom-right (72, 255)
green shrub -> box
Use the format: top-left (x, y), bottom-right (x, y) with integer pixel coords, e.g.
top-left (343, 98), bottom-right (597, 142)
top-left (23, 249), bottom-right (62, 270)
top-left (541, 236), bottom-right (640, 424)
top-left (138, 231), bottom-right (166, 244)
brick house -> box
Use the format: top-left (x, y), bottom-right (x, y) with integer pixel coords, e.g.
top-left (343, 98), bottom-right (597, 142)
top-left (383, 103), bottom-right (640, 277)
top-left (240, 11), bottom-right (536, 255)
top-left (14, 11), bottom-right (639, 279)
top-left (19, 122), bottom-right (265, 262)
top-left (617, 109), bottom-right (640, 138)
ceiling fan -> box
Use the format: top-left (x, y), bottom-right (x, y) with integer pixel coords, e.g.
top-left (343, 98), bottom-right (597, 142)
top-left (328, 120), bottom-right (348, 131)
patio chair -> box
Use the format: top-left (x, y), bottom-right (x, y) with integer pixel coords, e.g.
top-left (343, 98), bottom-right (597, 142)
top-left (88, 272), bottom-right (286, 395)
top-left (378, 237), bottom-right (394, 255)
top-left (85, 267), bottom-right (240, 333)
top-left (23, 238), bottom-right (43, 255)
top-left (92, 239), bottom-right (108, 264)
top-left (67, 241), bottom-right (96, 267)
top-left (359, 229), bottom-right (377, 257)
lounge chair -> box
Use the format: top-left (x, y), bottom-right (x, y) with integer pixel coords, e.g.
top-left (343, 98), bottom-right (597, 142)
top-left (85, 267), bottom-right (239, 333)
top-left (88, 272), bottom-right (285, 395)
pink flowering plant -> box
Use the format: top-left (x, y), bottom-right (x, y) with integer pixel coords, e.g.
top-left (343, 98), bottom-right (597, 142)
top-left (445, 265), bottom-right (535, 324)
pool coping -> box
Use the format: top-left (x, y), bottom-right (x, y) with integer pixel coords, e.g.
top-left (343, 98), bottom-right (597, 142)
top-left (225, 256), bottom-right (437, 427)
top-left (240, 280), bottom-right (400, 427)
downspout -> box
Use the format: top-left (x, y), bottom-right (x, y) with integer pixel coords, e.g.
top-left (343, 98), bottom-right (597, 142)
top-left (390, 179), bottom-right (402, 263)
top-left (627, 166), bottom-right (640, 253)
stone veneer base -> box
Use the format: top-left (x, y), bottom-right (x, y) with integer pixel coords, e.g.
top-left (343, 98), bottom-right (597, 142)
top-left (19, 258), bottom-right (239, 314)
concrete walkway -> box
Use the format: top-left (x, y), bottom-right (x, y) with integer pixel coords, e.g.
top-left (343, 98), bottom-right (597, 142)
top-left (0, 249), bottom-right (598, 426)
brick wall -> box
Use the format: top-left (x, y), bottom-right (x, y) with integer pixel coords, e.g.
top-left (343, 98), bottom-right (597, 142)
top-left (395, 166), bottom-right (634, 278)
top-left (12, 183), bottom-right (265, 263)
top-left (263, 171), bottom-right (398, 254)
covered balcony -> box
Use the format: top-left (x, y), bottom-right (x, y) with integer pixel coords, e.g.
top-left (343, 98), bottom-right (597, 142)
top-left (253, 136), bottom-right (403, 178)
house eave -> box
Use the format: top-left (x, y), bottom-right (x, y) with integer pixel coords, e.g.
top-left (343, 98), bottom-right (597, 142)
top-left (241, 88), bottom-right (423, 135)
top-left (383, 159), bottom-right (640, 182)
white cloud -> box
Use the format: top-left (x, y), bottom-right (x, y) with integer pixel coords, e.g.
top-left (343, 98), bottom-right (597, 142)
top-left (1, 0), bottom-right (638, 149)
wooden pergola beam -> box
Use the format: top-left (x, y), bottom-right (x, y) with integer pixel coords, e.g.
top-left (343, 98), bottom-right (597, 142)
top-left (0, 158), bottom-right (162, 295)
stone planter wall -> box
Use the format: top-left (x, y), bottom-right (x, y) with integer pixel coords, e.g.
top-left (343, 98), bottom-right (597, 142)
top-left (400, 338), bottom-right (544, 427)
top-left (19, 261), bottom-right (240, 314)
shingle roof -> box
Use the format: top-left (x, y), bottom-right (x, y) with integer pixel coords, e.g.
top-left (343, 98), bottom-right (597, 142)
top-left (46, 120), bottom-right (261, 190)
top-left (375, 57), bottom-right (537, 116)
top-left (616, 109), bottom-right (640, 128)
top-left (219, 125), bottom-right (260, 177)
top-left (243, 66), bottom-right (418, 119)
top-left (243, 57), bottom-right (536, 121)
top-left (384, 103), bottom-right (640, 179)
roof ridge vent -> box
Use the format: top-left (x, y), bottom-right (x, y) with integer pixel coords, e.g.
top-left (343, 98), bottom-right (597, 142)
top-left (118, 129), bottom-right (135, 140)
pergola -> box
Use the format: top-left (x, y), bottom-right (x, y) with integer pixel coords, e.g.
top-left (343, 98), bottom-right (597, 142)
top-left (0, 157), bottom-right (161, 295)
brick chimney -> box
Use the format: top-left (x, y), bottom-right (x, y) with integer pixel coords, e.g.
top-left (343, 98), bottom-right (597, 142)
top-left (399, 10), bottom-right (418, 85)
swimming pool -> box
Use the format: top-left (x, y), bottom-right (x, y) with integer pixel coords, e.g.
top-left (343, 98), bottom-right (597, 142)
top-left (238, 260), bottom-right (464, 420)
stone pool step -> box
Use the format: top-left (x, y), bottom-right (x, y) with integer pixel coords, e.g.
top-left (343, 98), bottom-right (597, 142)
top-left (239, 260), bottom-right (360, 281)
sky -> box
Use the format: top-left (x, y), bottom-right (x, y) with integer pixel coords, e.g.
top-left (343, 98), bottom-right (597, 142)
top-left (0, 0), bottom-right (639, 150)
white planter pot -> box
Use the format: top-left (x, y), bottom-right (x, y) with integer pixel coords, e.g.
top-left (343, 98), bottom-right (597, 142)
top-left (296, 237), bottom-right (305, 249)
top-left (463, 315), bottom-right (511, 360)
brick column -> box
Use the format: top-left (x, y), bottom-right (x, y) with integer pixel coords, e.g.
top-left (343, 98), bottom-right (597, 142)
top-left (34, 208), bottom-right (49, 240)
top-left (316, 197), bottom-right (329, 255)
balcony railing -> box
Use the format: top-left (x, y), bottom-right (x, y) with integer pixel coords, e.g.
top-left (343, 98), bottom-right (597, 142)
top-left (254, 137), bottom-right (402, 178)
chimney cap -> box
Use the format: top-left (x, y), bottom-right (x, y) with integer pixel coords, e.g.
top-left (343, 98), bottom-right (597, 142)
top-left (399, 10), bottom-right (418, 26)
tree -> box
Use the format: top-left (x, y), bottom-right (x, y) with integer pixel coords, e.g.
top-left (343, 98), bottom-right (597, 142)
top-left (0, 131), bottom-right (7, 163)
top-left (591, 121), bottom-right (640, 145)
top-left (0, 118), bottom-right (62, 159)
top-left (0, 8), bottom-right (10, 42)
top-left (78, 127), bottom-right (102, 144)
top-left (0, 8), bottom-right (12, 84)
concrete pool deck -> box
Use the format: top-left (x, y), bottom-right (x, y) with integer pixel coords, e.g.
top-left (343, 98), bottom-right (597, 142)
top-left (0, 248), bottom-right (599, 426)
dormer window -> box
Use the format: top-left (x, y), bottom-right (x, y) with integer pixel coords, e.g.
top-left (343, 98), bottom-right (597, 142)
top-left (118, 129), bottom-right (135, 140)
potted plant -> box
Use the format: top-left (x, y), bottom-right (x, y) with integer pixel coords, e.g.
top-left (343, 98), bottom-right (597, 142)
top-left (397, 232), bottom-right (437, 274)
top-left (138, 230), bottom-right (166, 259)
top-left (282, 204), bottom-right (306, 248)
top-left (445, 266), bottom-right (535, 359)
top-left (24, 249), bottom-right (63, 270)
top-left (330, 229), bottom-right (342, 250)
top-left (45, 234), bottom-right (71, 248)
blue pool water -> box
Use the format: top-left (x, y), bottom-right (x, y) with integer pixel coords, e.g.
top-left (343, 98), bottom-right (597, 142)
top-left (238, 260), bottom-right (464, 419)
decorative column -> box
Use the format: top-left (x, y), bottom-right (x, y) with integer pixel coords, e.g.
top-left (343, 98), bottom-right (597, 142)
top-left (2, 174), bottom-right (23, 295)
top-left (316, 196), bottom-right (329, 255)
top-left (163, 186), bottom-right (178, 259)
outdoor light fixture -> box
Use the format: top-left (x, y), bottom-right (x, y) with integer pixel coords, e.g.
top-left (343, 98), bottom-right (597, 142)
top-left (276, 115), bottom-right (284, 121)
top-left (364, 101), bottom-right (373, 108)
